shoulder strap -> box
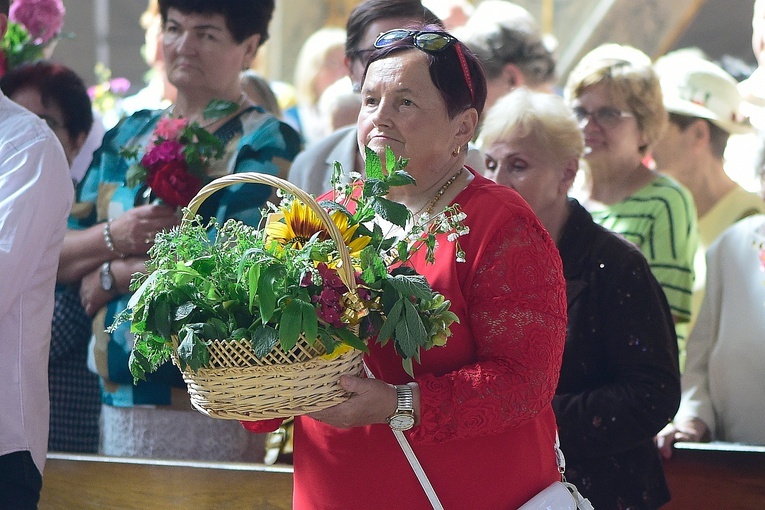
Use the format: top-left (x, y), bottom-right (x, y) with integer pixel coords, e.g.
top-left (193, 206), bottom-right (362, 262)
top-left (363, 363), bottom-right (444, 510)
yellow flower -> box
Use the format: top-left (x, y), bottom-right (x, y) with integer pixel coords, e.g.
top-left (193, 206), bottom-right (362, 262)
top-left (266, 200), bottom-right (371, 258)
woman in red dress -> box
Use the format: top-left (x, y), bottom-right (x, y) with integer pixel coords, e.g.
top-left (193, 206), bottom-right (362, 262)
top-left (294, 26), bottom-right (567, 509)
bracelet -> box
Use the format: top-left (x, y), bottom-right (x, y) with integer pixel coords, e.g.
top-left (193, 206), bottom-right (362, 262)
top-left (103, 221), bottom-right (123, 257)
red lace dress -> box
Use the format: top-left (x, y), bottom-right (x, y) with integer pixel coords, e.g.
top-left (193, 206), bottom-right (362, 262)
top-left (293, 171), bottom-right (567, 509)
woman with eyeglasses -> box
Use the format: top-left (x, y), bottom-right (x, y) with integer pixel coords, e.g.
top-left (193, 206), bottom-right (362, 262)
top-left (481, 88), bottom-right (681, 509)
top-left (565, 43), bottom-right (698, 353)
top-left (292, 26), bottom-right (568, 509)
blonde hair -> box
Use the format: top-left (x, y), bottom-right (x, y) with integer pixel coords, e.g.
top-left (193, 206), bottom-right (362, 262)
top-left (140, 0), bottom-right (159, 30)
top-left (293, 27), bottom-right (347, 107)
top-left (480, 88), bottom-right (584, 165)
top-left (564, 43), bottom-right (667, 152)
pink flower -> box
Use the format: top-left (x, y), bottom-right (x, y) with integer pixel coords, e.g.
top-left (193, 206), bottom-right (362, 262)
top-left (153, 117), bottom-right (188, 141)
top-left (10, 0), bottom-right (65, 45)
top-left (141, 140), bottom-right (184, 168)
top-left (109, 77), bottom-right (131, 95)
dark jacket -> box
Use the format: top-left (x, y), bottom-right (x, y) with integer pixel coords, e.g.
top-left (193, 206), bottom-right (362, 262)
top-left (553, 199), bottom-right (681, 509)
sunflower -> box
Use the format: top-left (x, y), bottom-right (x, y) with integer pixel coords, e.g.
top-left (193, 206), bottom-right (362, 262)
top-left (265, 200), bottom-right (371, 258)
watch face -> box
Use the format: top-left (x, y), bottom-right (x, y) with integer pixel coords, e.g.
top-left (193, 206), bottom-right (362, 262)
top-left (389, 414), bottom-right (415, 431)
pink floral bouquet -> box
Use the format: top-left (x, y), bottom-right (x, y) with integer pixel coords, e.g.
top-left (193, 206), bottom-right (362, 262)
top-left (1, 0), bottom-right (65, 77)
top-left (123, 99), bottom-right (239, 208)
top-left (10, 0), bottom-right (65, 45)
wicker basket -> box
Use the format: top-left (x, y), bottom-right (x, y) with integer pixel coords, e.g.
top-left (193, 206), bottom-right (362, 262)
top-left (172, 172), bottom-right (365, 420)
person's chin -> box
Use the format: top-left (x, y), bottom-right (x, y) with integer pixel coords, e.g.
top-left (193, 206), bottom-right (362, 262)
top-left (367, 137), bottom-right (402, 154)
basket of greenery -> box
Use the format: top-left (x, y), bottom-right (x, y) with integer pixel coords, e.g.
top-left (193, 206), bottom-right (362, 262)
top-left (114, 148), bottom-right (466, 421)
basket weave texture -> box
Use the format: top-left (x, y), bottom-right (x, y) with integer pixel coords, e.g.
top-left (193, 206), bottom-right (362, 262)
top-left (173, 173), bottom-right (365, 420)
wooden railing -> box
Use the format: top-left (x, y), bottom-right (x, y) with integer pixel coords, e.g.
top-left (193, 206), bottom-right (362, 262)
top-left (662, 442), bottom-right (765, 509)
top-left (39, 442), bottom-right (765, 509)
top-left (39, 453), bottom-right (294, 510)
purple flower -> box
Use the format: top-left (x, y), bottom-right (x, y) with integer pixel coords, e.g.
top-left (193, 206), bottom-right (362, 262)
top-left (10, 0), bottom-right (65, 45)
top-left (141, 140), bottom-right (184, 168)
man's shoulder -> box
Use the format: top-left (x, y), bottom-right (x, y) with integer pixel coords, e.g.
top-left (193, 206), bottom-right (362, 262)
top-left (0, 96), bottom-right (54, 150)
top-left (288, 126), bottom-right (357, 195)
top-left (298, 125), bottom-right (356, 157)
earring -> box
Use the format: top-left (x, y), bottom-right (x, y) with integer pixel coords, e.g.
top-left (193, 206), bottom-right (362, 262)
top-left (452, 145), bottom-right (461, 157)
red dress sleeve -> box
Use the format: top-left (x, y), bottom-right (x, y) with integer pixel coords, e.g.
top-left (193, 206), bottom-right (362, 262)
top-left (411, 211), bottom-right (567, 445)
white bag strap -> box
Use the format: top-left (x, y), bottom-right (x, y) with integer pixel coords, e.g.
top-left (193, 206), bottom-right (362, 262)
top-left (364, 363), bottom-right (445, 510)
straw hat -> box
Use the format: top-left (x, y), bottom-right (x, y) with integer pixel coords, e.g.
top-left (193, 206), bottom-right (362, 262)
top-left (655, 52), bottom-right (753, 134)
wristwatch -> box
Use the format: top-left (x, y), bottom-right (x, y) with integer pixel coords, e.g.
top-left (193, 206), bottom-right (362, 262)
top-left (387, 384), bottom-right (416, 431)
top-left (99, 261), bottom-right (115, 291)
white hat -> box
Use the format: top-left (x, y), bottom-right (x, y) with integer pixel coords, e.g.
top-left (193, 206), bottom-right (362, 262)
top-left (655, 53), bottom-right (753, 134)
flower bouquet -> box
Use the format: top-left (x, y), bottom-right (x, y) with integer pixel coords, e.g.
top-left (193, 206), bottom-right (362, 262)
top-left (1, 0), bottom-right (65, 77)
top-left (121, 99), bottom-right (240, 208)
top-left (113, 148), bottom-right (467, 420)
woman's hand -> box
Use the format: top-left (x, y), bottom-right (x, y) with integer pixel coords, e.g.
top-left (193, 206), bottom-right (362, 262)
top-left (656, 417), bottom-right (711, 460)
top-left (308, 376), bottom-right (401, 429)
top-left (109, 204), bottom-right (180, 255)
top-left (79, 256), bottom-right (148, 316)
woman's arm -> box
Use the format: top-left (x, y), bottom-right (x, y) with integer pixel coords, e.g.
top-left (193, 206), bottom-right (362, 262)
top-left (412, 217), bottom-right (568, 445)
top-left (79, 256), bottom-right (148, 316)
top-left (58, 204), bottom-right (179, 284)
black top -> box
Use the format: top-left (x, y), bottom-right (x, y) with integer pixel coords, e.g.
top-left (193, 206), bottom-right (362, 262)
top-left (553, 199), bottom-right (681, 509)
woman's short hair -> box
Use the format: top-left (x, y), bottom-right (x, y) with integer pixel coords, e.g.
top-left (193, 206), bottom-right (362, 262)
top-left (457, 1), bottom-right (556, 88)
top-left (0, 61), bottom-right (93, 142)
top-left (158, 0), bottom-right (275, 46)
top-left (480, 88), bottom-right (584, 164)
top-left (564, 43), bottom-right (667, 151)
top-left (363, 24), bottom-right (487, 119)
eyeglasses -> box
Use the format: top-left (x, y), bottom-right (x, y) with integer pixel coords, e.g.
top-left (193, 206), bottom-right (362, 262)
top-left (373, 29), bottom-right (474, 104)
top-left (572, 106), bottom-right (634, 128)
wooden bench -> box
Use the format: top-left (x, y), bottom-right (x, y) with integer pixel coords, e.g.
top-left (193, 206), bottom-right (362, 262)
top-left (39, 453), bottom-right (294, 510)
top-left (663, 442), bottom-right (765, 509)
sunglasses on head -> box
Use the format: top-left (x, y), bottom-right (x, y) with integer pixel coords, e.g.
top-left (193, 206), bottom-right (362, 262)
top-left (373, 29), bottom-right (474, 105)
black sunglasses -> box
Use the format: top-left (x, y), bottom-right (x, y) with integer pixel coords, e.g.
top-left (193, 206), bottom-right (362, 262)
top-left (373, 29), bottom-right (474, 104)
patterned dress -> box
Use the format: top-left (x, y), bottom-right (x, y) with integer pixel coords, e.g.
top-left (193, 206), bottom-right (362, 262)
top-left (72, 106), bottom-right (300, 460)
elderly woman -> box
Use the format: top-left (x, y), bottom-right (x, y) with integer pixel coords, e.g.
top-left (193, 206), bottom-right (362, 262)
top-left (293, 27), bottom-right (568, 509)
top-left (67, 0), bottom-right (300, 460)
top-left (564, 43), bottom-right (698, 349)
top-left (481, 88), bottom-right (681, 509)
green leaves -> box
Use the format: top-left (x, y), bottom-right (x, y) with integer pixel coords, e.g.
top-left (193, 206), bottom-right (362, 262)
top-left (116, 141), bottom-right (467, 382)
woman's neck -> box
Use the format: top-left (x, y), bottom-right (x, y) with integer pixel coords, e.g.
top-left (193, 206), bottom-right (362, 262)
top-left (584, 158), bottom-right (654, 205)
top-left (172, 88), bottom-right (246, 119)
top-left (538, 198), bottom-right (572, 245)
top-left (387, 158), bottom-right (466, 208)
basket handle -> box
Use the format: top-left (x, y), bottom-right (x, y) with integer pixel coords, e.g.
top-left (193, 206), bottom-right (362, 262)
top-left (183, 172), bottom-right (356, 293)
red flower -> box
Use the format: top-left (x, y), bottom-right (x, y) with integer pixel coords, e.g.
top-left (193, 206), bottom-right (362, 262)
top-left (146, 160), bottom-right (203, 208)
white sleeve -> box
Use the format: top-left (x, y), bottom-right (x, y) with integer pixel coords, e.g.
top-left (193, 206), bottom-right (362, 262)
top-left (675, 239), bottom-right (722, 434)
top-left (0, 134), bottom-right (73, 318)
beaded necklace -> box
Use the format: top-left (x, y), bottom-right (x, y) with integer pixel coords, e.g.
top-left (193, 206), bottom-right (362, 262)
top-left (414, 167), bottom-right (464, 217)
